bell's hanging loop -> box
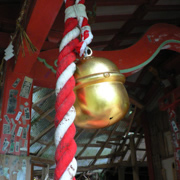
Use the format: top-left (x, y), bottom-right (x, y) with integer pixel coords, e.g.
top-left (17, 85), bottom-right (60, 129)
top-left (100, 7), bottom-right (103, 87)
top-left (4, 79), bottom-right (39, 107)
top-left (84, 46), bottom-right (93, 57)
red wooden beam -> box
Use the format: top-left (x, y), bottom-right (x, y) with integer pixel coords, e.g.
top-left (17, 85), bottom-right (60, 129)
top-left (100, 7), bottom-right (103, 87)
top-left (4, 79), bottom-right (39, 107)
top-left (93, 29), bottom-right (119, 36)
top-left (95, 15), bottom-right (131, 23)
top-left (42, 41), bottom-right (59, 51)
top-left (148, 5), bottom-right (180, 11)
top-left (14, 0), bottom-right (64, 74)
top-left (136, 18), bottom-right (180, 26)
top-left (32, 23), bottom-right (180, 88)
top-left (47, 28), bottom-right (121, 44)
top-left (96, 0), bottom-right (148, 6)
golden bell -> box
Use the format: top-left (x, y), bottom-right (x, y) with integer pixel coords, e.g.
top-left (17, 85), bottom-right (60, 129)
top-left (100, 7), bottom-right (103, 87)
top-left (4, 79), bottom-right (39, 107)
top-left (74, 55), bottom-right (130, 129)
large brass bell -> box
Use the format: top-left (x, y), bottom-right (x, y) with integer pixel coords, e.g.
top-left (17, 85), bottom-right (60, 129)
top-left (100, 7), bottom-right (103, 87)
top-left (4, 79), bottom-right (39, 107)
top-left (74, 51), bottom-right (129, 129)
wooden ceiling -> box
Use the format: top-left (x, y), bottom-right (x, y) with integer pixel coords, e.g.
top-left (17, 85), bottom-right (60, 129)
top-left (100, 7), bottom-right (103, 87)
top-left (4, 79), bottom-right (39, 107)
top-left (0, 0), bottom-right (180, 177)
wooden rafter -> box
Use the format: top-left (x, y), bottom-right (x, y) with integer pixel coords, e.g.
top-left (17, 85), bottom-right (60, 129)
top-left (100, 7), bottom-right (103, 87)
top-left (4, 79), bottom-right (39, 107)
top-left (148, 5), bottom-right (180, 11)
top-left (104, 4), bottom-right (147, 50)
top-left (95, 15), bottom-right (131, 23)
top-left (74, 129), bottom-right (85, 140)
top-left (135, 18), bottom-right (180, 26)
top-left (90, 122), bottom-right (122, 166)
top-left (37, 140), bottom-right (54, 157)
top-left (96, 0), bottom-right (148, 6)
top-left (33, 87), bottom-right (43, 93)
top-left (76, 129), bottom-right (101, 159)
top-left (32, 106), bottom-right (54, 122)
top-left (130, 135), bottom-right (139, 180)
top-left (32, 90), bottom-right (55, 108)
top-left (33, 107), bottom-right (54, 123)
top-left (78, 161), bottom-right (147, 172)
top-left (119, 127), bottom-right (142, 163)
top-left (77, 151), bottom-right (125, 160)
top-left (142, 152), bottom-right (147, 161)
top-left (32, 161), bottom-right (147, 175)
top-left (78, 144), bottom-right (112, 148)
top-left (32, 106), bottom-right (55, 127)
top-left (30, 123), bottom-right (54, 146)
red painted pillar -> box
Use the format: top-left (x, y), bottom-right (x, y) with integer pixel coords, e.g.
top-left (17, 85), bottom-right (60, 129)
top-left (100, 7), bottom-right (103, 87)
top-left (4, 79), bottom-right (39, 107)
top-left (0, 60), bottom-right (33, 156)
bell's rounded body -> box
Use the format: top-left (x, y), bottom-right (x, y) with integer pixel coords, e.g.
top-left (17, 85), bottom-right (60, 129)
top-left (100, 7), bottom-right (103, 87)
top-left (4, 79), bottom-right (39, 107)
top-left (74, 56), bottom-right (129, 129)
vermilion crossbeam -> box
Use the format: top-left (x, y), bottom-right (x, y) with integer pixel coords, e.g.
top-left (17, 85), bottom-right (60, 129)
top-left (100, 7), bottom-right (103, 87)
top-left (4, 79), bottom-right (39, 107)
top-left (32, 23), bottom-right (180, 88)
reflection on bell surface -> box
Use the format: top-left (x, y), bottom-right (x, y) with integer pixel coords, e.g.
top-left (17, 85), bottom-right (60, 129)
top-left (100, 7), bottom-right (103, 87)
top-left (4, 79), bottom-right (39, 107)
top-left (74, 55), bottom-right (130, 129)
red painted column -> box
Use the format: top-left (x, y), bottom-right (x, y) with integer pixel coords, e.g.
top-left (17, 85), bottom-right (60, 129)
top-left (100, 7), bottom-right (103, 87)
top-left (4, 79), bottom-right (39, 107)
top-left (0, 60), bottom-right (33, 156)
top-left (0, 0), bottom-right (64, 157)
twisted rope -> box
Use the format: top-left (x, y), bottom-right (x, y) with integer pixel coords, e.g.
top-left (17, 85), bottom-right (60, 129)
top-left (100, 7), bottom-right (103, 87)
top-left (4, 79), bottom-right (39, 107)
top-left (54, 0), bottom-right (93, 179)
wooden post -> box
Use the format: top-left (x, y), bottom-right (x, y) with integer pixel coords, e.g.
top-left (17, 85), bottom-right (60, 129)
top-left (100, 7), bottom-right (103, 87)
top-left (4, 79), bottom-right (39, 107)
top-left (130, 135), bottom-right (139, 180)
top-left (142, 113), bottom-right (155, 180)
top-left (118, 167), bottom-right (125, 180)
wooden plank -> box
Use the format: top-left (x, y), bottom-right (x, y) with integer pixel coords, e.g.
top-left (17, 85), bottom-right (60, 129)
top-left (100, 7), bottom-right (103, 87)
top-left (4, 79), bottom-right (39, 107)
top-left (96, 0), bottom-right (148, 6)
top-left (93, 29), bottom-right (120, 36)
top-left (111, 137), bottom-right (127, 163)
top-left (142, 113), bottom-right (156, 180)
top-left (42, 164), bottom-right (49, 180)
top-left (130, 136), bottom-right (140, 180)
top-left (78, 162), bottom-right (147, 172)
top-left (104, 4), bottom-right (148, 50)
top-left (77, 151), bottom-right (125, 160)
top-left (78, 143), bottom-right (112, 148)
top-left (37, 140), bottom-right (54, 157)
top-left (142, 152), bottom-right (147, 161)
top-left (32, 106), bottom-right (54, 122)
top-left (125, 106), bottom-right (137, 137)
top-left (32, 106), bottom-right (55, 126)
top-left (42, 41), bottom-right (59, 51)
top-left (120, 128), bottom-right (142, 162)
top-left (33, 161), bottom-right (147, 175)
top-left (148, 5), bottom-right (180, 11)
top-left (34, 106), bottom-right (54, 122)
top-left (129, 98), bottom-right (144, 109)
top-left (75, 129), bottom-right (85, 140)
top-left (31, 156), bottom-right (55, 165)
top-left (100, 130), bottom-right (124, 136)
top-left (118, 167), bottom-right (125, 180)
top-left (32, 90), bottom-right (55, 108)
top-left (90, 122), bottom-right (121, 166)
top-left (31, 162), bottom-right (34, 180)
top-left (91, 40), bottom-right (109, 48)
top-left (95, 15), bottom-right (131, 23)
top-left (33, 87), bottom-right (42, 93)
top-left (136, 18), bottom-right (180, 26)
top-left (30, 123), bottom-right (54, 146)
top-left (76, 129), bottom-right (101, 159)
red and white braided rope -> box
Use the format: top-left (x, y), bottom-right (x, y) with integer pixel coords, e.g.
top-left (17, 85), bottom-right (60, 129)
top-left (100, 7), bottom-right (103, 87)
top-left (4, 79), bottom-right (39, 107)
top-left (54, 0), bottom-right (93, 179)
